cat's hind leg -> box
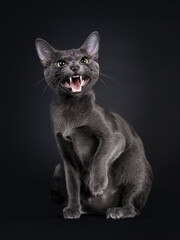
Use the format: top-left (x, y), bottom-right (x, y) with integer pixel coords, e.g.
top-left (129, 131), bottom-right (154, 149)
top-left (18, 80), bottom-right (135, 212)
top-left (51, 163), bottom-right (64, 204)
top-left (106, 186), bottom-right (139, 219)
top-left (106, 181), bottom-right (152, 219)
top-left (106, 149), bottom-right (152, 219)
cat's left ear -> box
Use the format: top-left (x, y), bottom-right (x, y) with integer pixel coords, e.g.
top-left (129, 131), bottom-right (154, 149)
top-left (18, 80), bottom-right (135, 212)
top-left (81, 31), bottom-right (100, 60)
top-left (35, 38), bottom-right (56, 67)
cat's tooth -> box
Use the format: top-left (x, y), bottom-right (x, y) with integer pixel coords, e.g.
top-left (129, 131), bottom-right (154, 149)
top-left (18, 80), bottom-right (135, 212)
top-left (69, 77), bottom-right (72, 83)
top-left (80, 76), bottom-right (82, 83)
top-left (64, 82), bottom-right (69, 87)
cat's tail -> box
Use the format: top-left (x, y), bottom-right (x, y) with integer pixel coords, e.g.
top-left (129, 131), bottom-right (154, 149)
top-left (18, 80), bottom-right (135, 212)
top-left (51, 163), bottom-right (64, 204)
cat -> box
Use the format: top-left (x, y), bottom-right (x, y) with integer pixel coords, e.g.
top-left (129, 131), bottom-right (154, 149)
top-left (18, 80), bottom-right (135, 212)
top-left (35, 31), bottom-right (153, 219)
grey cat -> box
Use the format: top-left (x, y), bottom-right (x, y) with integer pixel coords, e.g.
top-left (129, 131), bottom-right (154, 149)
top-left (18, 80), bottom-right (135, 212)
top-left (35, 31), bottom-right (153, 219)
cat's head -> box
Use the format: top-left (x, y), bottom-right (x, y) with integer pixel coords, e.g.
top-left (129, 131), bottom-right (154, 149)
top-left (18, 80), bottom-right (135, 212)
top-left (35, 32), bottom-right (100, 97)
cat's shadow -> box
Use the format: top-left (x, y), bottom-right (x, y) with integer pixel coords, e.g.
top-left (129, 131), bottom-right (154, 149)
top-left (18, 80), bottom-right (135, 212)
top-left (41, 213), bottom-right (156, 220)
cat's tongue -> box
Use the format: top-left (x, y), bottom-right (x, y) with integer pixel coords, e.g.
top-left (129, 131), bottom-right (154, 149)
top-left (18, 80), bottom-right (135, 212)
top-left (70, 76), bottom-right (82, 93)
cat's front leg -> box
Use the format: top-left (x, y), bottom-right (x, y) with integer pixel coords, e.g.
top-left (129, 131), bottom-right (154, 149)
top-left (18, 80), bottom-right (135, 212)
top-left (63, 161), bottom-right (81, 219)
top-left (89, 163), bottom-right (108, 197)
top-left (56, 133), bottom-right (82, 219)
top-left (89, 133), bottom-right (125, 197)
top-left (89, 138), bottom-right (110, 197)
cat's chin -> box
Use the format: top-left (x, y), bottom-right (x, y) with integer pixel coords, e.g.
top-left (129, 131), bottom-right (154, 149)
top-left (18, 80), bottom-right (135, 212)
top-left (60, 75), bottom-right (90, 95)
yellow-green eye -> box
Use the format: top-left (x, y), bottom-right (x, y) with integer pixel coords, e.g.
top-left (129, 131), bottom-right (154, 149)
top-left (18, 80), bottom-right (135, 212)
top-left (80, 57), bottom-right (89, 64)
top-left (57, 60), bottom-right (66, 67)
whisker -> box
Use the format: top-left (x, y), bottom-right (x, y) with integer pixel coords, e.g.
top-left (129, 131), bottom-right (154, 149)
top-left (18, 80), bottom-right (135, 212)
top-left (42, 79), bottom-right (57, 96)
top-left (35, 73), bottom-right (60, 87)
top-left (99, 78), bottom-right (109, 93)
top-left (100, 72), bottom-right (120, 85)
top-left (35, 77), bottom-right (46, 86)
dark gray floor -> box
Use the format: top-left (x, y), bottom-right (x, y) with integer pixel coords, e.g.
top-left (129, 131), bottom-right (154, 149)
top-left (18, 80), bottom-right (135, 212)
top-left (1, 215), bottom-right (179, 240)
top-left (1, 193), bottom-right (180, 240)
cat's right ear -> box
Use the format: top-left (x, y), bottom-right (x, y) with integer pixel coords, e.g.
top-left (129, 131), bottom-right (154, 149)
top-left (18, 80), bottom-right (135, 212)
top-left (80, 31), bottom-right (100, 60)
top-left (35, 39), bottom-right (56, 67)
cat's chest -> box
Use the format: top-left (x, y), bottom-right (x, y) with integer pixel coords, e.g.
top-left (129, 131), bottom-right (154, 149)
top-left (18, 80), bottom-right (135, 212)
top-left (51, 103), bottom-right (98, 161)
top-left (51, 103), bottom-right (88, 138)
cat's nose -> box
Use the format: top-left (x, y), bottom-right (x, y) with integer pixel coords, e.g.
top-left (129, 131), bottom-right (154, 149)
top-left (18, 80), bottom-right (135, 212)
top-left (70, 65), bottom-right (80, 72)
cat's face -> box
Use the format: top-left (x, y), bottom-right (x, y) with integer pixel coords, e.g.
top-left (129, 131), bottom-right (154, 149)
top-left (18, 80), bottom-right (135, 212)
top-left (35, 32), bottom-right (100, 97)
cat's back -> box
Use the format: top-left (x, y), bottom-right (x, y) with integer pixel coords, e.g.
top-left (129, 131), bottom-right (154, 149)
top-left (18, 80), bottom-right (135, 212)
top-left (95, 102), bottom-right (143, 149)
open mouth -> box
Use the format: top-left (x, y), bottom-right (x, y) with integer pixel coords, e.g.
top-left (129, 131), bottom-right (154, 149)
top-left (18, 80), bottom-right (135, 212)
top-left (61, 75), bottom-right (90, 94)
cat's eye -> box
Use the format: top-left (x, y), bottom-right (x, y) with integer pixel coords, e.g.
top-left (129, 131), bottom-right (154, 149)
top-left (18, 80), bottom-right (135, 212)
top-left (57, 60), bottom-right (67, 67)
top-left (80, 57), bottom-right (89, 64)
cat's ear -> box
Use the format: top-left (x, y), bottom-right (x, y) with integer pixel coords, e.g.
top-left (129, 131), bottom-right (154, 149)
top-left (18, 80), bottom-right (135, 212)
top-left (81, 31), bottom-right (100, 59)
top-left (35, 38), bottom-right (56, 67)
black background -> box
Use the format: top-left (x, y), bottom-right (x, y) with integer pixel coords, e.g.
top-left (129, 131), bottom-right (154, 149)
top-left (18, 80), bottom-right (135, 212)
top-left (1, 1), bottom-right (180, 239)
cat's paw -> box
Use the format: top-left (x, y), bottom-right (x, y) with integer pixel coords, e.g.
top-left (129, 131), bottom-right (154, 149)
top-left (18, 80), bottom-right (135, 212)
top-left (63, 207), bottom-right (81, 219)
top-left (89, 175), bottom-right (108, 197)
top-left (106, 207), bottom-right (137, 219)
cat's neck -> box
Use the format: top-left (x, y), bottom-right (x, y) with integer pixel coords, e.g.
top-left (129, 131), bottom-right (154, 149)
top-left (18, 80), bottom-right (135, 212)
top-left (54, 90), bottom-right (96, 106)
